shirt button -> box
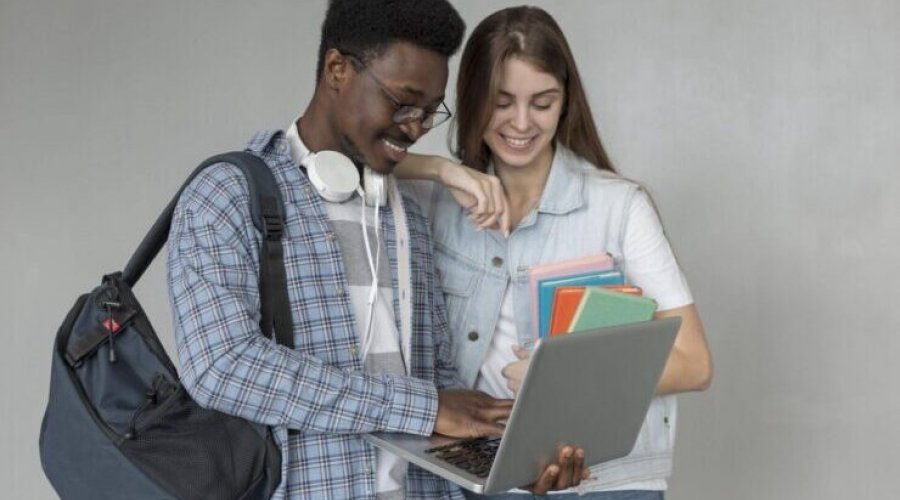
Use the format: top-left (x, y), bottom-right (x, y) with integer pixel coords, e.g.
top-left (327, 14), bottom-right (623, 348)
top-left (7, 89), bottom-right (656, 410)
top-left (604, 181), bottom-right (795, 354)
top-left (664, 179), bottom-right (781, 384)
top-left (491, 256), bottom-right (504, 267)
top-left (468, 331), bottom-right (479, 342)
top-left (350, 345), bottom-right (357, 357)
top-left (325, 232), bottom-right (336, 241)
top-left (362, 464), bottom-right (372, 474)
top-left (335, 285), bottom-right (344, 296)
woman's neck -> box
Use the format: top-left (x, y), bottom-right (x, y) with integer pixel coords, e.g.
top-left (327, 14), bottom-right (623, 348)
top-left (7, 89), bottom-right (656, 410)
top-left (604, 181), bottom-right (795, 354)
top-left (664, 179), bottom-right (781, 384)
top-left (494, 144), bottom-right (555, 230)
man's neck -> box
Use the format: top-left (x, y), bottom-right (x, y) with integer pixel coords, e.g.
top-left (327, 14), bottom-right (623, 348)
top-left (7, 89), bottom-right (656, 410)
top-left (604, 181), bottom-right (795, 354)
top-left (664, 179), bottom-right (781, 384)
top-left (296, 93), bottom-right (341, 153)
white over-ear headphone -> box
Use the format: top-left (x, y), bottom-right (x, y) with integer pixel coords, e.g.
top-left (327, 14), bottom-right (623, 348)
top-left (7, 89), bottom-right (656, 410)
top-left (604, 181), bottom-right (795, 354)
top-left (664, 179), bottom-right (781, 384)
top-left (303, 150), bottom-right (360, 203)
top-left (288, 121), bottom-right (387, 207)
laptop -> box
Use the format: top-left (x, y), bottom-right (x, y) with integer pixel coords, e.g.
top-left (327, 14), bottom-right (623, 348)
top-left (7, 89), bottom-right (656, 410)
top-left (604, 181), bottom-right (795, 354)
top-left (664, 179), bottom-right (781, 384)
top-left (364, 317), bottom-right (681, 494)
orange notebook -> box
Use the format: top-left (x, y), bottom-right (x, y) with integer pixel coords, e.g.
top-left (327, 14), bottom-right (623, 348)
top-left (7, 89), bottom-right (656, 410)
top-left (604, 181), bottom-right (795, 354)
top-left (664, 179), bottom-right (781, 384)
top-left (549, 285), bottom-right (643, 337)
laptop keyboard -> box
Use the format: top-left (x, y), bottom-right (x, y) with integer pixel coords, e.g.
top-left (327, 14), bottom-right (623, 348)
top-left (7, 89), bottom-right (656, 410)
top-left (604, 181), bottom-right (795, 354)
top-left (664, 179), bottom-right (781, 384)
top-left (425, 437), bottom-right (502, 478)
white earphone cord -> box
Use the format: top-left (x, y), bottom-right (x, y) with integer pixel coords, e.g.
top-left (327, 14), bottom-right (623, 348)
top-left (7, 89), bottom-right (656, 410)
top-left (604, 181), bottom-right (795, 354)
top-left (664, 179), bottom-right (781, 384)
top-left (358, 180), bottom-right (382, 361)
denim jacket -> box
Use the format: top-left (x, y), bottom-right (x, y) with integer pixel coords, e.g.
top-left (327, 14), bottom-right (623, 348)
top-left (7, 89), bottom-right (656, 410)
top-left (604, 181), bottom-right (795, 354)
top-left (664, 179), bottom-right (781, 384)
top-left (412, 145), bottom-right (681, 490)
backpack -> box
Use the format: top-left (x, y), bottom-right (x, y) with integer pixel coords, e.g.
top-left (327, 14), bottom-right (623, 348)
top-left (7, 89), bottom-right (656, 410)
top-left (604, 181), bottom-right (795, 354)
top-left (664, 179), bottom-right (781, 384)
top-left (39, 152), bottom-right (294, 500)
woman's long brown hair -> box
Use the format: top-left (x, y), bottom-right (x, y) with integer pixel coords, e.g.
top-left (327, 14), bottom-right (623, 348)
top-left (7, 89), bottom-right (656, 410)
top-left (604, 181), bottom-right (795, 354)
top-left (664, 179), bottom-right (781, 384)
top-left (453, 6), bottom-right (616, 173)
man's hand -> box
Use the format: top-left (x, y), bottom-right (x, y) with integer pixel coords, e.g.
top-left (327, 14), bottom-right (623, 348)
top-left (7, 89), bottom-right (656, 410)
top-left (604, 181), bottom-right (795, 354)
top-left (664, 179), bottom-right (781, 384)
top-left (434, 389), bottom-right (513, 438)
top-left (501, 345), bottom-right (532, 395)
top-left (528, 445), bottom-right (590, 494)
top-left (437, 162), bottom-right (510, 236)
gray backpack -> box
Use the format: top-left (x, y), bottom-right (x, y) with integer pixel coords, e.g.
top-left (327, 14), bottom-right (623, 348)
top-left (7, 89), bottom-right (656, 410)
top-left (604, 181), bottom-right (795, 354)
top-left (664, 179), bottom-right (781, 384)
top-left (40, 152), bottom-right (294, 499)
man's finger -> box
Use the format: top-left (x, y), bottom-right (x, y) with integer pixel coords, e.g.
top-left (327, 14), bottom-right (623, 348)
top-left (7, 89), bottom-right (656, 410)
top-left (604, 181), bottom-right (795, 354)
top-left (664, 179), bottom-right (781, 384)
top-left (484, 397), bottom-right (515, 408)
top-left (475, 404), bottom-right (513, 423)
top-left (554, 446), bottom-right (573, 490)
top-left (572, 448), bottom-right (586, 486)
top-left (530, 464), bottom-right (558, 495)
top-left (468, 420), bottom-right (506, 438)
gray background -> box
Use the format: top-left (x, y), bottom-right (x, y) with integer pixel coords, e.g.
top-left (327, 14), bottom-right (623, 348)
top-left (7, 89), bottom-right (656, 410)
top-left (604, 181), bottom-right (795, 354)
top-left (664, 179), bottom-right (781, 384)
top-left (3, 0), bottom-right (898, 498)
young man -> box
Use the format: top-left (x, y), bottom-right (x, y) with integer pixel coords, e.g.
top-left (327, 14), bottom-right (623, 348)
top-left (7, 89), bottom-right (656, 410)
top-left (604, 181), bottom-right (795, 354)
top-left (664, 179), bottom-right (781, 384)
top-left (167, 1), bottom-right (512, 498)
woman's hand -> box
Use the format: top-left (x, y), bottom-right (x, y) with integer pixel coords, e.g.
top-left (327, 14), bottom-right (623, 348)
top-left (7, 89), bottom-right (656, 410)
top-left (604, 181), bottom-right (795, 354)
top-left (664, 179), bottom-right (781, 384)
top-left (436, 161), bottom-right (510, 236)
top-left (500, 345), bottom-right (532, 395)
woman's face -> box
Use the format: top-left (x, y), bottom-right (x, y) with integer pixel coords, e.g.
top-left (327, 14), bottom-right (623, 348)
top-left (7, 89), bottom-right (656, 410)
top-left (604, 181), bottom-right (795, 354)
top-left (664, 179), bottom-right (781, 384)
top-left (483, 57), bottom-right (564, 171)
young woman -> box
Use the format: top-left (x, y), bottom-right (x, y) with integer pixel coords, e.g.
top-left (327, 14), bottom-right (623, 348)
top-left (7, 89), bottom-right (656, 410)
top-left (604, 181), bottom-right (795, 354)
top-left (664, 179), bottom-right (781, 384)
top-left (398, 6), bottom-right (713, 499)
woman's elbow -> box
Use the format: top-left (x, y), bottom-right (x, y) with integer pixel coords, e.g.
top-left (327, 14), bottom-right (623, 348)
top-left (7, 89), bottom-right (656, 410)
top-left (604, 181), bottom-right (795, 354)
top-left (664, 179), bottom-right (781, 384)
top-left (691, 354), bottom-right (714, 392)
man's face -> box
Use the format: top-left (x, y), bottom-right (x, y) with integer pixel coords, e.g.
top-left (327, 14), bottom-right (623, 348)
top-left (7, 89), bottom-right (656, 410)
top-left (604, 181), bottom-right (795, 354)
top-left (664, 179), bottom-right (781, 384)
top-left (333, 42), bottom-right (449, 174)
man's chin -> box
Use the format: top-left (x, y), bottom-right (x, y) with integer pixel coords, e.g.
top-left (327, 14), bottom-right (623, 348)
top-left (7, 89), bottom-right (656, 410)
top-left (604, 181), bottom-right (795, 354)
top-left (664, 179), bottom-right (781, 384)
top-left (369, 163), bottom-right (396, 175)
top-left (362, 153), bottom-right (397, 175)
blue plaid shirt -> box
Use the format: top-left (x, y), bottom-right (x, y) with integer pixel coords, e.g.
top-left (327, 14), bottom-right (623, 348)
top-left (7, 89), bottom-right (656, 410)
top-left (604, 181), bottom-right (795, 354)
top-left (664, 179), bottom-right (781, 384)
top-left (167, 130), bottom-right (462, 499)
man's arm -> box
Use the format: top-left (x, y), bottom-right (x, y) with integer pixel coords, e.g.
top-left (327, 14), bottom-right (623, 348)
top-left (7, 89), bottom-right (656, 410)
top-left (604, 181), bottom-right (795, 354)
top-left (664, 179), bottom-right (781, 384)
top-left (167, 164), bottom-right (438, 436)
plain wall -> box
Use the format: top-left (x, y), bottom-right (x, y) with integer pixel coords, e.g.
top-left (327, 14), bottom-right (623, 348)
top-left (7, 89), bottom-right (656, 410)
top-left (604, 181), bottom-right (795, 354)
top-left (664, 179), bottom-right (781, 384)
top-left (3, 0), bottom-right (898, 498)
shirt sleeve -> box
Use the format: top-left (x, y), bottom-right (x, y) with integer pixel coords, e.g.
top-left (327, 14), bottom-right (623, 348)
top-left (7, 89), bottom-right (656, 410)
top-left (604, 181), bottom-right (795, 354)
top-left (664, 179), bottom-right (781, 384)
top-left (398, 179), bottom-right (437, 220)
top-left (167, 164), bottom-right (437, 436)
top-left (621, 188), bottom-right (694, 312)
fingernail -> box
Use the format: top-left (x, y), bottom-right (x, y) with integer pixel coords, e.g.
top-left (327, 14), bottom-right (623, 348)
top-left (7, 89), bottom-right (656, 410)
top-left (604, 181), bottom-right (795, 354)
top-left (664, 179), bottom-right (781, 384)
top-left (576, 449), bottom-right (584, 458)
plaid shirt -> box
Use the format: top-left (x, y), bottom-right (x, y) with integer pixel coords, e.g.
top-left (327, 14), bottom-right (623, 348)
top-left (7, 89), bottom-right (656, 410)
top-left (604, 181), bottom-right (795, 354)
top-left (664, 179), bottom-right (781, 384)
top-left (167, 130), bottom-right (462, 499)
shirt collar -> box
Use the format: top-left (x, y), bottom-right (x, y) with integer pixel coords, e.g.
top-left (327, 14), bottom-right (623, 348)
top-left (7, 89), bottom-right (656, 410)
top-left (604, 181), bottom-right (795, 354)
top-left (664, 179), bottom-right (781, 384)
top-left (284, 119), bottom-right (311, 167)
top-left (245, 129), bottom-right (290, 160)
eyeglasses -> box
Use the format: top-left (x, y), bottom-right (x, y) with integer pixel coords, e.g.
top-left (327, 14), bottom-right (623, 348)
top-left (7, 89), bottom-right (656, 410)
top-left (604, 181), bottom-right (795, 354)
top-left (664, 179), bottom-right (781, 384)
top-left (343, 52), bottom-right (452, 129)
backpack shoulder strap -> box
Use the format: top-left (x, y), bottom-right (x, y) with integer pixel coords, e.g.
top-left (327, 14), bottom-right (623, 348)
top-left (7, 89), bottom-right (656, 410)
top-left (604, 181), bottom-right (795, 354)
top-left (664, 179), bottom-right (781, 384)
top-left (122, 152), bottom-right (294, 348)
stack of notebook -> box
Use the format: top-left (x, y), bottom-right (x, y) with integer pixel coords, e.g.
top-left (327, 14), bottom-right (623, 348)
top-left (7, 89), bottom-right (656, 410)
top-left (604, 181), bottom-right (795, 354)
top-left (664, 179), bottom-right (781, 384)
top-left (528, 254), bottom-right (657, 338)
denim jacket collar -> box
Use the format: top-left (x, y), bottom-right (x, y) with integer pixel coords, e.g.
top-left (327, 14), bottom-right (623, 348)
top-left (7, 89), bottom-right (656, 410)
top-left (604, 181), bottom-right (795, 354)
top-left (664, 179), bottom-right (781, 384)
top-left (536, 145), bottom-right (586, 215)
top-left (487, 145), bottom-right (586, 217)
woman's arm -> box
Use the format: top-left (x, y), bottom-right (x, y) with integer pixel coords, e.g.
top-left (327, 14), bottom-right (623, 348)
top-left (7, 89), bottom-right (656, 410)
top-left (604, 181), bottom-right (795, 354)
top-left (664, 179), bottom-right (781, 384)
top-left (395, 153), bottom-right (509, 234)
top-left (654, 304), bottom-right (713, 395)
top-left (500, 305), bottom-right (712, 396)
top-left (393, 152), bottom-right (446, 182)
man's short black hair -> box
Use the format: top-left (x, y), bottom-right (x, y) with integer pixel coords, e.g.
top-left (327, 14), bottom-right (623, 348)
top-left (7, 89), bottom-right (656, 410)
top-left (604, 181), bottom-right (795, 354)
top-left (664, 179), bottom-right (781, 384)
top-left (316, 0), bottom-right (466, 83)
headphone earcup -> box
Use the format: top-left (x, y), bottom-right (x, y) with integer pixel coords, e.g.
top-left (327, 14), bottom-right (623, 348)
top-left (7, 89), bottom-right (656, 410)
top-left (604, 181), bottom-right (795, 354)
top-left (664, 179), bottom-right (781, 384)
top-left (304, 151), bottom-right (360, 203)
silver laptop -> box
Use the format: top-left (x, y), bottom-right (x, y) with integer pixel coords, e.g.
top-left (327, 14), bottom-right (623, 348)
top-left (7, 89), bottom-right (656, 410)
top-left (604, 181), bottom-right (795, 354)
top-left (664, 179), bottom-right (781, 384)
top-left (364, 317), bottom-right (681, 494)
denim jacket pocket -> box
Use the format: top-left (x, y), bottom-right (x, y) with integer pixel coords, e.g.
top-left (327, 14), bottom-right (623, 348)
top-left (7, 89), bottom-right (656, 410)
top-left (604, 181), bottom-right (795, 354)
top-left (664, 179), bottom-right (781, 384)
top-left (433, 248), bottom-right (481, 334)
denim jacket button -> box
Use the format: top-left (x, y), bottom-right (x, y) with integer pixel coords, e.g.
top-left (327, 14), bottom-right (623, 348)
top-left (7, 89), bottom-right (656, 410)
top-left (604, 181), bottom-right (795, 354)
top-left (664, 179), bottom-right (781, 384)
top-left (467, 331), bottom-right (479, 341)
top-left (491, 256), bottom-right (503, 267)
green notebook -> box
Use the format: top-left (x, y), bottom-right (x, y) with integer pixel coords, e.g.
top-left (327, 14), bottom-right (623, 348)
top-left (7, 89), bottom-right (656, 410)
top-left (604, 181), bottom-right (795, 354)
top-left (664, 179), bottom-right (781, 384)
top-left (567, 287), bottom-right (658, 333)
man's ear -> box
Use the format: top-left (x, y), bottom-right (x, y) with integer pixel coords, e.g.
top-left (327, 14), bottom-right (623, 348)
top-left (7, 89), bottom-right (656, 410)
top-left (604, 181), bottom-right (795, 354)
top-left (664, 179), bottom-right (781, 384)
top-left (322, 48), bottom-right (353, 91)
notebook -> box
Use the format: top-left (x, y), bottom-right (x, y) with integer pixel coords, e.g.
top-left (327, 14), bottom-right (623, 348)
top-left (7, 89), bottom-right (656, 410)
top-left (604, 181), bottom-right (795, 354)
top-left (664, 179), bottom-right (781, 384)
top-left (527, 254), bottom-right (615, 338)
top-left (549, 285), bottom-right (643, 336)
top-left (537, 270), bottom-right (624, 338)
top-left (568, 287), bottom-right (658, 333)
